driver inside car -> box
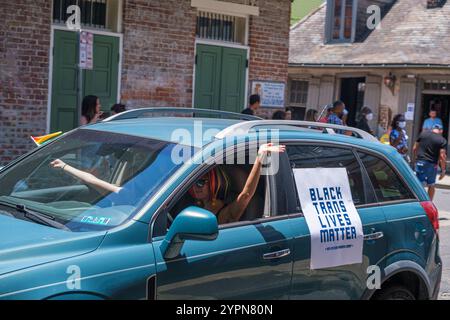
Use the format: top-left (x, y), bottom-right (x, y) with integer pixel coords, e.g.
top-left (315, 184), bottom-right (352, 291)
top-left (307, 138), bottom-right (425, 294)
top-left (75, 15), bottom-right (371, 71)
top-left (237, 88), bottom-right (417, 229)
top-left (50, 143), bottom-right (285, 224)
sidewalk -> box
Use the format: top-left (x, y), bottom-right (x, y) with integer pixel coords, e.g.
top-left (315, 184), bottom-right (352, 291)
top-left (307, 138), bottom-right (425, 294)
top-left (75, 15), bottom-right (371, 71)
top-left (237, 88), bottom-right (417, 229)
top-left (436, 174), bottom-right (450, 190)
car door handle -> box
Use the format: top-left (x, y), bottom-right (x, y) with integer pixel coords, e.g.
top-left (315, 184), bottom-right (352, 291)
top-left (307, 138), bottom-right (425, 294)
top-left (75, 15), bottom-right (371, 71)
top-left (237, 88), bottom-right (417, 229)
top-left (263, 249), bottom-right (291, 260)
top-left (364, 231), bottom-right (384, 241)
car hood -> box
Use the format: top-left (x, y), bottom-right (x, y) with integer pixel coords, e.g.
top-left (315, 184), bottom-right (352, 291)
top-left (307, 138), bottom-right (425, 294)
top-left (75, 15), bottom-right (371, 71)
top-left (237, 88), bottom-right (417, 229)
top-left (0, 214), bottom-right (106, 276)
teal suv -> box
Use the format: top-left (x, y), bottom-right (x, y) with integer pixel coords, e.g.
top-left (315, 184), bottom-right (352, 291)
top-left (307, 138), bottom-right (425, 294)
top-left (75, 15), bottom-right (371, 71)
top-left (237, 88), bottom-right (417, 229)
top-left (0, 108), bottom-right (441, 299)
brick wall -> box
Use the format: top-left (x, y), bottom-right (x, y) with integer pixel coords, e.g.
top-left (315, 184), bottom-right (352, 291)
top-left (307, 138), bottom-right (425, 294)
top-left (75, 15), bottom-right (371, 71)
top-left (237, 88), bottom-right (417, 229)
top-left (121, 0), bottom-right (291, 119)
top-left (121, 0), bottom-right (197, 108)
top-left (248, 0), bottom-right (291, 118)
top-left (0, 0), bottom-right (291, 165)
top-left (0, 0), bottom-right (51, 165)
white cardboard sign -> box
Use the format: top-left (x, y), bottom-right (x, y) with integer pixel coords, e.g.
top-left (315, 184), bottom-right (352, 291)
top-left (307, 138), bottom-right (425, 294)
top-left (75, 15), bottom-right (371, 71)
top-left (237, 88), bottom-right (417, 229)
top-left (79, 31), bottom-right (93, 70)
top-left (293, 168), bottom-right (364, 270)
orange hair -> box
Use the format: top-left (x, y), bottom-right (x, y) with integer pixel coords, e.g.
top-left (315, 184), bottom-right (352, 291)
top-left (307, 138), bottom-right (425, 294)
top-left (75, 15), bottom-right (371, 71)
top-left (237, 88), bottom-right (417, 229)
top-left (189, 169), bottom-right (219, 205)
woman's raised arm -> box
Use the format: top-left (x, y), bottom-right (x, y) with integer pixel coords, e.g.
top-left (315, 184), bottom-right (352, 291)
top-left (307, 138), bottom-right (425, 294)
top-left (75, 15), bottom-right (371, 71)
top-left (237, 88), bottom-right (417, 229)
top-left (50, 159), bottom-right (122, 194)
top-left (217, 143), bottom-right (285, 224)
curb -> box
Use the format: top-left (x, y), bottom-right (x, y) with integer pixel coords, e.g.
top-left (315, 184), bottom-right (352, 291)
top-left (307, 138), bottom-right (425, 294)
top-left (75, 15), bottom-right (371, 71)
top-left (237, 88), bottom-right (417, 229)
top-left (436, 184), bottom-right (450, 190)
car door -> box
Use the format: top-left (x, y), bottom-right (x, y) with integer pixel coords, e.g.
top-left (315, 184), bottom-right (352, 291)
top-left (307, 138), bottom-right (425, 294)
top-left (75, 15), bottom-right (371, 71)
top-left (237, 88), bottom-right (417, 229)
top-left (356, 152), bottom-right (433, 273)
top-left (151, 150), bottom-right (295, 299)
top-left (285, 143), bottom-right (389, 299)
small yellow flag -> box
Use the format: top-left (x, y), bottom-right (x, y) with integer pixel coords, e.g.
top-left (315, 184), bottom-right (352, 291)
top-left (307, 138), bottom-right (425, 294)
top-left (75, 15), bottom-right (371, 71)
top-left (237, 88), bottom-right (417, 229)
top-left (380, 133), bottom-right (390, 145)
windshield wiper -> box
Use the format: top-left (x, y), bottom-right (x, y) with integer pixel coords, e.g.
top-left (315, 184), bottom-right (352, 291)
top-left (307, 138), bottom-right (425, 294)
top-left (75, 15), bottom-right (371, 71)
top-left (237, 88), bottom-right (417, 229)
top-left (5, 202), bottom-right (70, 231)
top-left (15, 204), bottom-right (70, 231)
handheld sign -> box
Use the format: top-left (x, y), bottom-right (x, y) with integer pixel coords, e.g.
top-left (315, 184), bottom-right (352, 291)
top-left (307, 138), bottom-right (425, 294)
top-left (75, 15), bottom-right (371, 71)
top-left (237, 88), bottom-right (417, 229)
top-left (293, 168), bottom-right (363, 270)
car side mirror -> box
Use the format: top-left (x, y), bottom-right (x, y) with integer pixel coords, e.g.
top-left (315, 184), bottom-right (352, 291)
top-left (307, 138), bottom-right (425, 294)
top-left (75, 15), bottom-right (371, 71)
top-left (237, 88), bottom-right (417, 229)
top-left (160, 206), bottom-right (218, 259)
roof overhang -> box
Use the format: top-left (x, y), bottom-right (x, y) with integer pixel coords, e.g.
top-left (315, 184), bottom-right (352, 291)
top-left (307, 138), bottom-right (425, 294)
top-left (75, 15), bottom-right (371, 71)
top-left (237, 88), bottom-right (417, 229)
top-left (288, 63), bottom-right (450, 69)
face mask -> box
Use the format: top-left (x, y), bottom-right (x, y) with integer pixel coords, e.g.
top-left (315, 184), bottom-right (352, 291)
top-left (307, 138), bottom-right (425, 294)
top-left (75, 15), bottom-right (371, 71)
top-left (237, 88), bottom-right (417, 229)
top-left (398, 121), bottom-right (406, 129)
top-left (366, 113), bottom-right (374, 121)
top-left (343, 109), bottom-right (349, 116)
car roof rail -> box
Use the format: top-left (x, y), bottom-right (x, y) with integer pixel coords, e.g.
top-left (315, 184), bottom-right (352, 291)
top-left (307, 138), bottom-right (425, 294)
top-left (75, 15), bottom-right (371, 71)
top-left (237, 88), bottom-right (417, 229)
top-left (103, 107), bottom-right (262, 122)
top-left (215, 120), bottom-right (380, 143)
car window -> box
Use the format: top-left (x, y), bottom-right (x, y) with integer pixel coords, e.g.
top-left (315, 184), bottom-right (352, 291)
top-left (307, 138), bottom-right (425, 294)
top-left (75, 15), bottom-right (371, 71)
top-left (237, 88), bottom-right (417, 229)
top-left (273, 152), bottom-right (302, 214)
top-left (0, 129), bottom-right (185, 232)
top-left (287, 145), bottom-right (374, 206)
top-left (165, 164), bottom-right (267, 226)
top-left (357, 152), bottom-right (415, 202)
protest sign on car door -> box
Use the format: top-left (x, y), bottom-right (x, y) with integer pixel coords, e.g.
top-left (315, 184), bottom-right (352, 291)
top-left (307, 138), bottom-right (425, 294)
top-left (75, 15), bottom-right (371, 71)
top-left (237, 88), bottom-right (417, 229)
top-left (293, 167), bottom-right (364, 270)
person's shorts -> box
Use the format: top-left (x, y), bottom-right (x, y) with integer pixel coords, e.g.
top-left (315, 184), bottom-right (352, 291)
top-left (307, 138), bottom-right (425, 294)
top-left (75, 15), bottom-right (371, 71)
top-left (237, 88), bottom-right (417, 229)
top-left (415, 160), bottom-right (438, 186)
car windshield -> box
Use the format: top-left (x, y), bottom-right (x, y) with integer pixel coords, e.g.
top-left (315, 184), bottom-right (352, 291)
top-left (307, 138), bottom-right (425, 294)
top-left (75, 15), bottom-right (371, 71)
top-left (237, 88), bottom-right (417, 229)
top-left (0, 129), bottom-right (189, 232)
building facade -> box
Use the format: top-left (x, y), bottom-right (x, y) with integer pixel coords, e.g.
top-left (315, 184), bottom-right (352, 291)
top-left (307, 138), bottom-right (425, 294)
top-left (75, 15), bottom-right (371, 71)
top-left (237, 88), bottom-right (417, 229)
top-left (288, 0), bottom-right (450, 155)
top-left (0, 0), bottom-right (291, 165)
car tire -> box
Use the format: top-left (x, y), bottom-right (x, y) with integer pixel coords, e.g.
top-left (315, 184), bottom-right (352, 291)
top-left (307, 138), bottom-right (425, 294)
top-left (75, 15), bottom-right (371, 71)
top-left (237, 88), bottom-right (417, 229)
top-left (373, 285), bottom-right (416, 300)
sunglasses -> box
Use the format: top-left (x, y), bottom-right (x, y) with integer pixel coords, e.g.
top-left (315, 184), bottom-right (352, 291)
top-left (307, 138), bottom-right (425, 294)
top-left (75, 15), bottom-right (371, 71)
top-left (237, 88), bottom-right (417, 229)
top-left (194, 178), bottom-right (209, 188)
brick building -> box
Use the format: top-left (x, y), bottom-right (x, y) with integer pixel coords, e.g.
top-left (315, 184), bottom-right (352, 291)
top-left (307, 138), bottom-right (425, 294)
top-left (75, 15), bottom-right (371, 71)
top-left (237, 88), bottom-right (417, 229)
top-left (0, 0), bottom-right (291, 165)
top-left (288, 0), bottom-right (450, 156)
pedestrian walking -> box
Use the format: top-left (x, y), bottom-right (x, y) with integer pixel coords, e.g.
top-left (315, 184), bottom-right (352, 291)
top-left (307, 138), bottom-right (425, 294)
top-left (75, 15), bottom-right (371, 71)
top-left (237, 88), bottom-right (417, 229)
top-left (80, 95), bottom-right (102, 125)
top-left (422, 107), bottom-right (443, 132)
top-left (413, 123), bottom-right (447, 200)
top-left (272, 110), bottom-right (287, 120)
top-left (242, 94), bottom-right (261, 116)
top-left (356, 106), bottom-right (375, 135)
top-left (305, 109), bottom-right (318, 122)
top-left (327, 100), bottom-right (345, 126)
top-left (111, 103), bottom-right (127, 115)
top-left (318, 105), bottom-right (332, 123)
top-left (341, 108), bottom-right (349, 126)
top-left (389, 114), bottom-right (409, 161)
top-left (285, 108), bottom-right (292, 120)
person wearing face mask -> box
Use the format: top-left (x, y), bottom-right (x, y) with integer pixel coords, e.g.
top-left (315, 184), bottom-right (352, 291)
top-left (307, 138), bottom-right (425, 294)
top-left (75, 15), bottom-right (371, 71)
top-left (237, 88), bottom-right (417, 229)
top-left (422, 107), bottom-right (443, 132)
top-left (341, 108), bottom-right (349, 126)
top-left (390, 114), bottom-right (409, 160)
top-left (356, 106), bottom-right (375, 135)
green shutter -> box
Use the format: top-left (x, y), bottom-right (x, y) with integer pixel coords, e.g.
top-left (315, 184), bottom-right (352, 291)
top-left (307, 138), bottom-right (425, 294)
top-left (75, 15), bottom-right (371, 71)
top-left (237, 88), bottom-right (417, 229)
top-left (194, 44), bottom-right (222, 110)
top-left (220, 47), bottom-right (246, 113)
top-left (194, 44), bottom-right (247, 113)
top-left (50, 30), bottom-right (79, 132)
top-left (83, 34), bottom-right (119, 115)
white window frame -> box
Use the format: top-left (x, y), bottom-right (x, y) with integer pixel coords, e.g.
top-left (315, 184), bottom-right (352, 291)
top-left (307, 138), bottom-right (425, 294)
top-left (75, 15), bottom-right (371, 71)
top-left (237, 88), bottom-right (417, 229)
top-left (325, 0), bottom-right (357, 43)
top-left (51, 0), bottom-right (123, 33)
top-left (190, 1), bottom-right (259, 110)
top-left (288, 79), bottom-right (310, 107)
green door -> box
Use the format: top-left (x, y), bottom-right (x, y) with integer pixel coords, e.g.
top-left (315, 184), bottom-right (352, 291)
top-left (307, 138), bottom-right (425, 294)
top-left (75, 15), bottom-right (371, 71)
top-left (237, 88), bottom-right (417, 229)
top-left (194, 44), bottom-right (247, 113)
top-left (50, 31), bottom-right (78, 132)
top-left (83, 34), bottom-right (120, 115)
top-left (220, 47), bottom-right (247, 113)
top-left (51, 30), bottom-right (119, 132)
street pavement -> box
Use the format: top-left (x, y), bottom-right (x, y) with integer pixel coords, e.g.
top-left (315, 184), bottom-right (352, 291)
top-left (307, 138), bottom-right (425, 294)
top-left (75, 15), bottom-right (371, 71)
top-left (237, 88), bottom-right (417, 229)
top-left (434, 188), bottom-right (450, 300)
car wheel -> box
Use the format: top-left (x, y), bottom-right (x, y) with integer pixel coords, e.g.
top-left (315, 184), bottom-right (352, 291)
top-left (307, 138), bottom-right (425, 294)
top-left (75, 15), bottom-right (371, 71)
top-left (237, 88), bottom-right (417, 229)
top-left (373, 285), bottom-right (416, 300)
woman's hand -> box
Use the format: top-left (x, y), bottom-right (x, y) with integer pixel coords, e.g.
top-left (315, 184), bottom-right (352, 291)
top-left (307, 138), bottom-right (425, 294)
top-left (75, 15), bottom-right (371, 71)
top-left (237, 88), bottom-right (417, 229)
top-left (257, 143), bottom-right (286, 161)
top-left (50, 159), bottom-right (67, 170)
top-left (92, 111), bottom-right (103, 123)
top-left (258, 143), bottom-right (286, 155)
